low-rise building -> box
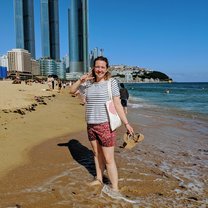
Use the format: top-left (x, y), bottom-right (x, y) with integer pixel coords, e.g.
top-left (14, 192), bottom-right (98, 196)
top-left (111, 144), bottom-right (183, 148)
top-left (0, 55), bottom-right (8, 68)
top-left (31, 59), bottom-right (40, 75)
top-left (7, 48), bottom-right (32, 73)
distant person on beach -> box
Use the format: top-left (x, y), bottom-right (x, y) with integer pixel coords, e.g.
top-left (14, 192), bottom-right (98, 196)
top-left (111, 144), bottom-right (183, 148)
top-left (57, 79), bottom-right (62, 93)
top-left (47, 76), bottom-right (52, 90)
top-left (51, 77), bottom-right (55, 90)
top-left (63, 83), bottom-right (66, 89)
top-left (70, 56), bottom-right (134, 194)
top-left (119, 83), bottom-right (129, 114)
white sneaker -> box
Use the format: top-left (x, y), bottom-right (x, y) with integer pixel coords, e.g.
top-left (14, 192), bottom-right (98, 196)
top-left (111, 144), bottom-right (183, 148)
top-left (101, 185), bottom-right (140, 204)
top-left (102, 185), bottom-right (123, 199)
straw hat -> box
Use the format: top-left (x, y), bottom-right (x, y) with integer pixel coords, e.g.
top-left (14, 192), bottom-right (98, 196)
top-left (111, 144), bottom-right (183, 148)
top-left (123, 132), bottom-right (144, 149)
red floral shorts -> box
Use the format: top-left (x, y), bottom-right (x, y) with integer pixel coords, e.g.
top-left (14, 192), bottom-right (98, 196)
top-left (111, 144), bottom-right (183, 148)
top-left (87, 122), bottom-right (116, 147)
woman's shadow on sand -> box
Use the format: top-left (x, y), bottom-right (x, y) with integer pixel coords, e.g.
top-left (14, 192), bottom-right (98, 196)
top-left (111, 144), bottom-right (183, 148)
top-left (57, 139), bottom-right (96, 177)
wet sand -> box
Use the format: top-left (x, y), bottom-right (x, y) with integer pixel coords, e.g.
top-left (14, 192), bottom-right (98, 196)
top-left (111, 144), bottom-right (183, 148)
top-left (0, 81), bottom-right (208, 208)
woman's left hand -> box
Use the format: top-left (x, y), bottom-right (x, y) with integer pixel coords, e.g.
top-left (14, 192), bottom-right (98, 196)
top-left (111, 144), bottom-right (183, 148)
top-left (125, 123), bottom-right (134, 135)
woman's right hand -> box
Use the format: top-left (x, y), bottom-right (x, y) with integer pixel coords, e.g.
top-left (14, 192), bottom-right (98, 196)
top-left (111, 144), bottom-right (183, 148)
top-left (70, 71), bottom-right (94, 94)
top-left (80, 71), bottom-right (94, 83)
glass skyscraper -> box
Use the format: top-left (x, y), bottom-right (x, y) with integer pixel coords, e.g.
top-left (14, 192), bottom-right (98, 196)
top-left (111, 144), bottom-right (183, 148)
top-left (40, 0), bottom-right (60, 61)
top-left (14, 0), bottom-right (36, 59)
top-left (68, 0), bottom-right (89, 74)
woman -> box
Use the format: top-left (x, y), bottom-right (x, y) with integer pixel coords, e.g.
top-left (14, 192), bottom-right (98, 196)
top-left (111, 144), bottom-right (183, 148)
top-left (69, 56), bottom-right (134, 192)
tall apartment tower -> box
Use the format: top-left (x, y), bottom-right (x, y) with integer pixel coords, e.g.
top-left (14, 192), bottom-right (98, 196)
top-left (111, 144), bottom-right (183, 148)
top-left (68, 0), bottom-right (89, 74)
top-left (14, 0), bottom-right (36, 59)
top-left (40, 0), bottom-right (60, 61)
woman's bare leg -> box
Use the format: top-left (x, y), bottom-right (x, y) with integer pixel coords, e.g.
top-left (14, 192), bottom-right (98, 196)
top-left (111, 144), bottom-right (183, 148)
top-left (102, 146), bottom-right (118, 191)
top-left (90, 140), bottom-right (105, 182)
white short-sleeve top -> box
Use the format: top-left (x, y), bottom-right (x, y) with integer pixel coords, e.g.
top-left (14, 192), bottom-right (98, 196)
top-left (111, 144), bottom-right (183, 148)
top-left (82, 78), bottom-right (120, 124)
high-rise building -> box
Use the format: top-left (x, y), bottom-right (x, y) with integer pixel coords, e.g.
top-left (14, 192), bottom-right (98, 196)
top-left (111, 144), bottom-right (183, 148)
top-left (68, 0), bottom-right (89, 75)
top-left (63, 54), bottom-right (70, 73)
top-left (89, 48), bottom-right (104, 68)
top-left (14, 0), bottom-right (36, 59)
top-left (40, 0), bottom-right (60, 61)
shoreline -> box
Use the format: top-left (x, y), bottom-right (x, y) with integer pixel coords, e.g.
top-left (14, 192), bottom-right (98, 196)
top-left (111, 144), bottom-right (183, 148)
top-left (1, 111), bottom-right (207, 207)
top-left (0, 80), bottom-right (207, 207)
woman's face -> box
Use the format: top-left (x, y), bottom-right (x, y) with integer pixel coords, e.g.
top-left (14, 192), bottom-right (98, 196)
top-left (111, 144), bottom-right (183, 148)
top-left (94, 60), bottom-right (108, 81)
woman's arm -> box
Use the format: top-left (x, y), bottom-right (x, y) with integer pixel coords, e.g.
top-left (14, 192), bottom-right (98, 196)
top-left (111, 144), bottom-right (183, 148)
top-left (69, 79), bottom-right (82, 94)
top-left (69, 72), bottom-right (94, 94)
top-left (113, 96), bottom-right (134, 134)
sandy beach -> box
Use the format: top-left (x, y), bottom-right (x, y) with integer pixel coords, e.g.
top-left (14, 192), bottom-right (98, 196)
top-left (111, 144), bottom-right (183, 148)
top-left (0, 81), bottom-right (86, 178)
top-left (0, 80), bottom-right (207, 208)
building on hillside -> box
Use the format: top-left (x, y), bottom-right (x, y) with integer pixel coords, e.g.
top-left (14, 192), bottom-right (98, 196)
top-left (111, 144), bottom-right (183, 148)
top-left (14, 0), bottom-right (36, 58)
top-left (40, 0), bottom-right (60, 61)
top-left (125, 72), bottom-right (133, 82)
top-left (111, 65), bottom-right (126, 70)
top-left (111, 70), bottom-right (133, 83)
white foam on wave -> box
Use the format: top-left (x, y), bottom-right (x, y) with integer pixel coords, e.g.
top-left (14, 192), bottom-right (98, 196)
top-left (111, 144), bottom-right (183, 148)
top-left (160, 161), bottom-right (205, 195)
top-left (118, 177), bottom-right (142, 182)
top-left (128, 100), bottom-right (159, 110)
top-left (22, 167), bottom-right (82, 193)
top-left (129, 96), bottom-right (145, 103)
top-left (128, 103), bottom-right (144, 108)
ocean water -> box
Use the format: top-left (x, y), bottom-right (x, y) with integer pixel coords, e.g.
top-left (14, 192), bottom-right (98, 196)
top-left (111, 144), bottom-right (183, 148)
top-left (121, 82), bottom-right (208, 206)
top-left (124, 82), bottom-right (208, 118)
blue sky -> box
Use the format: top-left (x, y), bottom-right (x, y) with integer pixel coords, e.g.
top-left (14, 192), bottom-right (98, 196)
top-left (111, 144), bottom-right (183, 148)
top-left (1, 0), bottom-right (208, 82)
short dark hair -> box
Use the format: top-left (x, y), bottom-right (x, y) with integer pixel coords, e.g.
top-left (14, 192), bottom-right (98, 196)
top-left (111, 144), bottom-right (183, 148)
top-left (120, 83), bottom-right (125, 88)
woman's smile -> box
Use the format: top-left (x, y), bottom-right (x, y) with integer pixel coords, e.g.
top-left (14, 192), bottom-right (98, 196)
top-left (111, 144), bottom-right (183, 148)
top-left (94, 60), bottom-right (108, 81)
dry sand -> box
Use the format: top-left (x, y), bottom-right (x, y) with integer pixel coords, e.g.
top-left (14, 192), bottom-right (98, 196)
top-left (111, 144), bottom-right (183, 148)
top-left (0, 80), bottom-right (207, 208)
top-left (0, 81), bottom-right (86, 178)
top-left (0, 80), bottom-right (53, 110)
